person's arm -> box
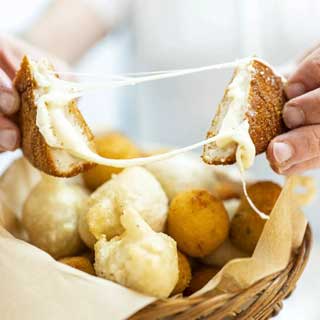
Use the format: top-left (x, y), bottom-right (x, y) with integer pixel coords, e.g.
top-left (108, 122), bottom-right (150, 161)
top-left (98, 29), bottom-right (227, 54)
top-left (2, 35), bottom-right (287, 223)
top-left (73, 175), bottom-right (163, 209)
top-left (267, 47), bottom-right (320, 174)
top-left (24, 0), bottom-right (109, 64)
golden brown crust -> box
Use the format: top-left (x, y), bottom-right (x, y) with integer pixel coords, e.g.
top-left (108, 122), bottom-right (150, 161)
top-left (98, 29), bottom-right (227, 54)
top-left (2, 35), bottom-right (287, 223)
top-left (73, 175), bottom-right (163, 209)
top-left (203, 59), bottom-right (286, 166)
top-left (247, 60), bottom-right (286, 154)
top-left (14, 56), bottom-right (96, 177)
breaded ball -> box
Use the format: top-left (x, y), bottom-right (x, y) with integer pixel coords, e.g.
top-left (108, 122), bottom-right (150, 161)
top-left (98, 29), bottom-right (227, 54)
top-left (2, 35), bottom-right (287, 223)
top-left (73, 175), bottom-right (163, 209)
top-left (167, 190), bottom-right (229, 257)
top-left (171, 251), bottom-right (192, 295)
top-left (22, 175), bottom-right (88, 259)
top-left (86, 167), bottom-right (168, 241)
top-left (59, 256), bottom-right (95, 275)
top-left (83, 132), bottom-right (141, 190)
top-left (94, 208), bottom-right (178, 298)
top-left (230, 181), bottom-right (282, 254)
top-left (185, 266), bottom-right (220, 295)
top-left (145, 154), bottom-right (218, 200)
top-left (78, 208), bottom-right (97, 249)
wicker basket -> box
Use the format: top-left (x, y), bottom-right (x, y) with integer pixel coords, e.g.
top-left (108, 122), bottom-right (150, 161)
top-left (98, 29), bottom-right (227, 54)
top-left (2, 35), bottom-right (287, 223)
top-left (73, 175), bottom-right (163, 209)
top-left (131, 225), bottom-right (312, 320)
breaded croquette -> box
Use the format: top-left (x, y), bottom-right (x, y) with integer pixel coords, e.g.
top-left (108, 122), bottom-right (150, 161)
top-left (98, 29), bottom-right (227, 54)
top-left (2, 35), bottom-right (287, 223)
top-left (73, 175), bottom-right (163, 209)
top-left (59, 256), bottom-right (95, 275)
top-left (185, 266), bottom-right (220, 295)
top-left (167, 190), bottom-right (229, 257)
top-left (171, 251), bottom-right (192, 295)
top-left (83, 132), bottom-right (141, 190)
top-left (230, 181), bottom-right (282, 254)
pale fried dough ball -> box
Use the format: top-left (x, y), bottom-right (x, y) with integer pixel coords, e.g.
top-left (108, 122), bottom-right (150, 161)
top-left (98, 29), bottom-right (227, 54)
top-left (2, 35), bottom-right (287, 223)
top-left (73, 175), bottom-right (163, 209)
top-left (167, 190), bottom-right (229, 257)
top-left (78, 208), bottom-right (97, 249)
top-left (85, 167), bottom-right (168, 242)
top-left (83, 132), bottom-right (141, 191)
top-left (59, 256), bottom-right (95, 275)
top-left (185, 266), bottom-right (220, 295)
top-left (94, 208), bottom-right (178, 298)
top-left (145, 154), bottom-right (218, 200)
top-left (171, 251), bottom-right (192, 295)
top-left (22, 176), bottom-right (88, 259)
top-left (230, 181), bottom-right (282, 254)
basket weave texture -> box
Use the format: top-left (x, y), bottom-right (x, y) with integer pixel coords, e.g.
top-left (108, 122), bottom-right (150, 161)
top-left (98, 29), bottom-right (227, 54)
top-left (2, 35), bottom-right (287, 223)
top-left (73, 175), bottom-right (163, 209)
top-left (131, 225), bottom-right (312, 320)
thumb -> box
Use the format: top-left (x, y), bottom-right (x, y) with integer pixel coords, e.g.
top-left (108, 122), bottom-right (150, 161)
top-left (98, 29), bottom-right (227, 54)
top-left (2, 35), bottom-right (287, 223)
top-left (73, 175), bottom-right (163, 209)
top-left (286, 48), bottom-right (320, 99)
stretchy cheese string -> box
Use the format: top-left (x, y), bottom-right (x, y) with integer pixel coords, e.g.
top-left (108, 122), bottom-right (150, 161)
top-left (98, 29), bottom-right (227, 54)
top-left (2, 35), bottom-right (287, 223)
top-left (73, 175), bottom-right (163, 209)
top-left (51, 58), bottom-right (251, 99)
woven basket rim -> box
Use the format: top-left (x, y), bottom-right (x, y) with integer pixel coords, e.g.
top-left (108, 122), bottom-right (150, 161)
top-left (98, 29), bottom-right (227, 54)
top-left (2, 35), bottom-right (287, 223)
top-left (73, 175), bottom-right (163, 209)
top-left (131, 225), bottom-right (312, 320)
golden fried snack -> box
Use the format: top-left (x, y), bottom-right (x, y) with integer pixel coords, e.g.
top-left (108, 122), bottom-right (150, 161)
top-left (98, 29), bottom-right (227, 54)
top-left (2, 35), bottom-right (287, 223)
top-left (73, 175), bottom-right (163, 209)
top-left (230, 181), bottom-right (282, 254)
top-left (185, 266), bottom-right (220, 295)
top-left (14, 56), bottom-right (96, 177)
top-left (22, 175), bottom-right (88, 259)
top-left (171, 251), bottom-right (192, 295)
top-left (167, 190), bottom-right (229, 257)
top-left (94, 208), bottom-right (178, 298)
top-left (85, 167), bottom-right (168, 243)
top-left (59, 256), bottom-right (95, 275)
top-left (203, 58), bottom-right (286, 166)
top-left (83, 132), bottom-right (141, 190)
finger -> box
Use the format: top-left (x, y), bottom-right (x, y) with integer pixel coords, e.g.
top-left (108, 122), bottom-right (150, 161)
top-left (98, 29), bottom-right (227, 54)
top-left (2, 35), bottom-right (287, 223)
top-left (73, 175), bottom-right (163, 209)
top-left (0, 43), bottom-right (18, 80)
top-left (283, 87), bottom-right (320, 128)
top-left (266, 125), bottom-right (320, 171)
top-left (0, 69), bottom-right (20, 115)
top-left (0, 116), bottom-right (20, 151)
top-left (285, 48), bottom-right (320, 99)
top-left (276, 157), bottom-right (320, 175)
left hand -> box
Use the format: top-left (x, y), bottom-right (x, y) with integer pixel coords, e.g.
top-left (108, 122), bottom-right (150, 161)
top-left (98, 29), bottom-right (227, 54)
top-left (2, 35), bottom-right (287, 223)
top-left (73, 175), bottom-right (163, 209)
top-left (267, 47), bottom-right (320, 174)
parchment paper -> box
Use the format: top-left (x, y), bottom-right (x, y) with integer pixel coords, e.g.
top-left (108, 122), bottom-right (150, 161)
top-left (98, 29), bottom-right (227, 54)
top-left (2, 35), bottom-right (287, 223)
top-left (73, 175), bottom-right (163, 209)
top-left (0, 158), bottom-right (315, 320)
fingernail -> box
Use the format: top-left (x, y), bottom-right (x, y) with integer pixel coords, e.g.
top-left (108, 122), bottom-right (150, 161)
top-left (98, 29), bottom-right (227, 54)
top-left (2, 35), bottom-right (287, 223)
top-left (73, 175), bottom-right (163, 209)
top-left (283, 104), bottom-right (305, 128)
top-left (285, 82), bottom-right (306, 99)
top-left (0, 129), bottom-right (17, 150)
top-left (273, 142), bottom-right (293, 165)
top-left (0, 91), bottom-right (18, 114)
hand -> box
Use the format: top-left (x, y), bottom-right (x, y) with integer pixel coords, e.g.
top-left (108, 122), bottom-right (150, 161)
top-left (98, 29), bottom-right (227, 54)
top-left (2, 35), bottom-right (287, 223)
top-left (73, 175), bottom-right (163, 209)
top-left (267, 47), bottom-right (320, 174)
top-left (0, 34), bottom-right (68, 152)
top-left (0, 35), bottom-right (22, 152)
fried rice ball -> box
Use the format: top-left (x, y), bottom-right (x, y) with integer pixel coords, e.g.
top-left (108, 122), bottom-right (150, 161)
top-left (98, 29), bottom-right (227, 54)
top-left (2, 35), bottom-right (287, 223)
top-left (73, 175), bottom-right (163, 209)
top-left (94, 208), bottom-right (178, 298)
top-left (185, 266), bottom-right (220, 295)
top-left (83, 132), bottom-right (141, 191)
top-left (22, 176), bottom-right (88, 259)
top-left (167, 190), bottom-right (229, 257)
top-left (230, 181), bottom-right (282, 254)
top-left (171, 251), bottom-right (192, 295)
top-left (59, 256), bottom-right (95, 275)
top-left (81, 167), bottom-right (168, 246)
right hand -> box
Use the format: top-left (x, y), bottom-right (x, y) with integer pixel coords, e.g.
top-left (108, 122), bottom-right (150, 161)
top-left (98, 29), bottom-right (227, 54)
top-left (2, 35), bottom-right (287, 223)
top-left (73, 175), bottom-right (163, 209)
top-left (267, 47), bottom-right (320, 174)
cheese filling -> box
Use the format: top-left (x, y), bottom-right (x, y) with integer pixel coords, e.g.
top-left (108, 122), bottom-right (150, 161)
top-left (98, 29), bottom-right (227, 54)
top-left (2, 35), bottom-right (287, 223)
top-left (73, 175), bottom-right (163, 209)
top-left (213, 61), bottom-right (255, 170)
